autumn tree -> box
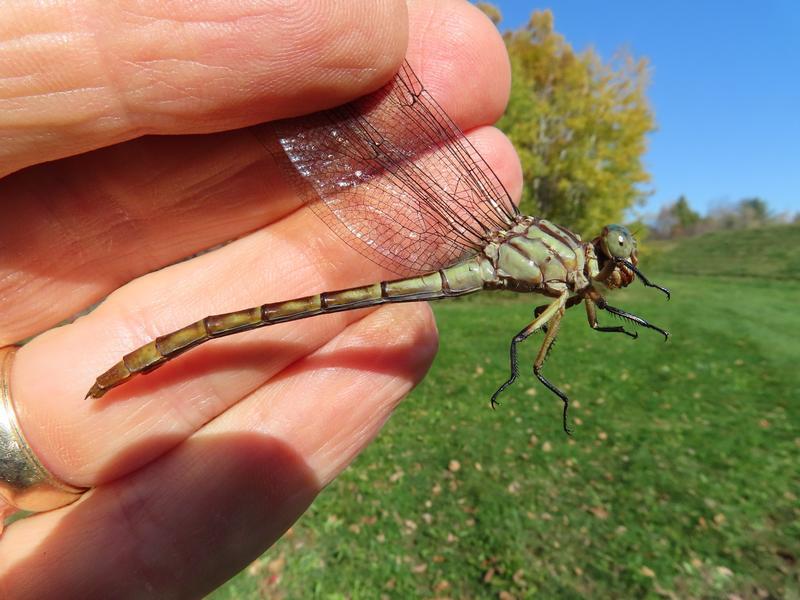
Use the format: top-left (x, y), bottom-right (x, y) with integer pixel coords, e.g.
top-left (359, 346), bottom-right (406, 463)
top-left (489, 9), bottom-right (654, 236)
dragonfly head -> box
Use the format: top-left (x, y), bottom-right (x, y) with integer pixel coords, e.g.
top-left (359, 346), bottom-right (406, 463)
top-left (593, 224), bottom-right (638, 289)
top-left (592, 224), bottom-right (671, 300)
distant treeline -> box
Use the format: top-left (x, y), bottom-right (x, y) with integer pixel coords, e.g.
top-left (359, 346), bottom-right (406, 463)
top-left (649, 195), bottom-right (798, 240)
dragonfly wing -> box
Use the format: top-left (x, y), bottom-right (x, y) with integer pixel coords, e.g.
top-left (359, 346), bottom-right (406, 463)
top-left (262, 61), bottom-right (518, 276)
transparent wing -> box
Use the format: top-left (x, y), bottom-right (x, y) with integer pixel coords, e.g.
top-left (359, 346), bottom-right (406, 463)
top-left (261, 61), bottom-right (518, 276)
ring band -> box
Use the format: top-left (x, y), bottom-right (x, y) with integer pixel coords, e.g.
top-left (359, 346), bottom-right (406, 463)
top-left (0, 346), bottom-right (87, 512)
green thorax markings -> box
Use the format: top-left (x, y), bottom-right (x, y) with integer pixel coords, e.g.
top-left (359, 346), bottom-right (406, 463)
top-left (483, 217), bottom-right (589, 294)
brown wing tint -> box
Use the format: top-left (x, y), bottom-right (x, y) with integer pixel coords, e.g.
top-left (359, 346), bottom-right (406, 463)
top-left (262, 61), bottom-right (517, 276)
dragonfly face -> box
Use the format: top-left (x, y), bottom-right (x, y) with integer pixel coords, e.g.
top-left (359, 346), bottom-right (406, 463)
top-left (592, 224), bottom-right (638, 290)
top-left (601, 224), bottom-right (636, 260)
top-left (588, 223), bottom-right (670, 302)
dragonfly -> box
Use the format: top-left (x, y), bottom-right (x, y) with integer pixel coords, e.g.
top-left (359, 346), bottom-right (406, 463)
top-left (86, 61), bottom-right (670, 433)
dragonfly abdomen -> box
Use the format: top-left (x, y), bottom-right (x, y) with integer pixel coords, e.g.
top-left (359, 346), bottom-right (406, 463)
top-left (86, 258), bottom-right (489, 399)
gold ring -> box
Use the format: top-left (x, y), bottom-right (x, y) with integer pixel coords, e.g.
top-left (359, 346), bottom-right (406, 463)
top-left (0, 346), bottom-right (87, 512)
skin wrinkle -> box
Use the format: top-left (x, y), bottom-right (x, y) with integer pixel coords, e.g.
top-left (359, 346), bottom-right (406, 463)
top-left (15, 196), bottom-right (90, 292)
top-left (3, 86), bottom-right (109, 104)
top-left (171, 164), bottom-right (265, 229)
top-left (183, 382), bottom-right (229, 432)
top-left (308, 358), bottom-right (400, 464)
top-left (108, 2), bottom-right (386, 120)
top-left (0, 89), bottom-right (114, 137)
top-left (157, 364), bottom-right (231, 436)
top-left (94, 4), bottom-right (211, 132)
top-left (0, 8), bottom-right (115, 125)
top-left (0, 31), bottom-right (85, 68)
top-left (7, 141), bottom-right (249, 327)
top-left (103, 155), bottom-right (247, 271)
top-left (116, 0), bottom-right (322, 26)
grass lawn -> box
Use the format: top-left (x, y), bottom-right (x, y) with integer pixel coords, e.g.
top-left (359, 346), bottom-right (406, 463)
top-left (212, 227), bottom-right (799, 599)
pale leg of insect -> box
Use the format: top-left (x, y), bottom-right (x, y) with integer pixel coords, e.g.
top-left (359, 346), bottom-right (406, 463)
top-left (531, 305), bottom-right (571, 433)
top-left (533, 294), bottom-right (582, 333)
top-left (490, 292), bottom-right (568, 415)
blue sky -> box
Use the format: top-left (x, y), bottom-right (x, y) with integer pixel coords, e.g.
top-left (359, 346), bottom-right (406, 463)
top-left (488, 1), bottom-right (800, 218)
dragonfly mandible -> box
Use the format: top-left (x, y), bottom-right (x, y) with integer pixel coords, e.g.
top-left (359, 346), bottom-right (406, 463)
top-left (86, 61), bottom-right (670, 433)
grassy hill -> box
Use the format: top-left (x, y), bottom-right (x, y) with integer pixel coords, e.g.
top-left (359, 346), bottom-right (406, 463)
top-left (647, 224), bottom-right (800, 280)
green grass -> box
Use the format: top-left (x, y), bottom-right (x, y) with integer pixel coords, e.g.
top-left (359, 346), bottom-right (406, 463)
top-left (213, 228), bottom-right (800, 599)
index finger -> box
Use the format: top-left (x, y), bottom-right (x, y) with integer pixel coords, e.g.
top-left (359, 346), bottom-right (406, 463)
top-left (0, 0), bottom-right (408, 176)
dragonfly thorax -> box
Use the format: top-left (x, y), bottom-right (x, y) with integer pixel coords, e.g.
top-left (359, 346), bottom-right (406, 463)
top-left (483, 217), bottom-right (590, 295)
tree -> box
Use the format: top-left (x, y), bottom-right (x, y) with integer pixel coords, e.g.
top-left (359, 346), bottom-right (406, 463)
top-left (738, 197), bottom-right (769, 225)
top-left (493, 10), bottom-right (655, 236)
top-left (651, 195), bottom-right (702, 238)
top-left (673, 195), bottom-right (701, 235)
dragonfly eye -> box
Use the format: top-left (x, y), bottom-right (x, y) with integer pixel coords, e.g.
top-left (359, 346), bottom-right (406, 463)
top-left (602, 224), bottom-right (635, 259)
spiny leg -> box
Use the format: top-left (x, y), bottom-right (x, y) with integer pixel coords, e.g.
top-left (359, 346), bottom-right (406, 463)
top-left (491, 293), bottom-right (567, 409)
top-left (531, 305), bottom-right (572, 434)
top-left (596, 299), bottom-right (670, 341)
top-left (585, 298), bottom-right (638, 339)
top-left (618, 259), bottom-right (671, 300)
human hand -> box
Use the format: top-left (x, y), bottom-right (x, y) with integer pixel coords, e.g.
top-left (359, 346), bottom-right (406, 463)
top-left (0, 0), bottom-right (520, 596)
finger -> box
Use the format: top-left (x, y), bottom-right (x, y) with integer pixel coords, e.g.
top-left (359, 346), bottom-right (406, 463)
top-left (0, 0), bottom-right (512, 343)
top-left (405, 0), bottom-right (511, 128)
top-left (0, 302), bottom-right (435, 597)
top-left (0, 0), bottom-right (409, 176)
top-left (11, 124), bottom-right (520, 487)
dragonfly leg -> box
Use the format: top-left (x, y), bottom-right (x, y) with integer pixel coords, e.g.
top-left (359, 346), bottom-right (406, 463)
top-left (491, 293), bottom-right (567, 409)
top-left (596, 298), bottom-right (670, 341)
top-left (533, 295), bottom-right (582, 334)
top-left (533, 304), bottom-right (550, 334)
top-left (532, 304), bottom-right (572, 434)
top-left (585, 298), bottom-right (638, 339)
top-left (618, 259), bottom-right (671, 300)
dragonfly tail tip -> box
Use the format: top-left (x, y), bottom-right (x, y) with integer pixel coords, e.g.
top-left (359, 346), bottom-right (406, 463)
top-left (85, 384), bottom-right (104, 400)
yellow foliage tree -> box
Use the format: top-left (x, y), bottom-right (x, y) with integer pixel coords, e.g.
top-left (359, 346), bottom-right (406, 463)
top-left (493, 9), bottom-right (655, 236)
